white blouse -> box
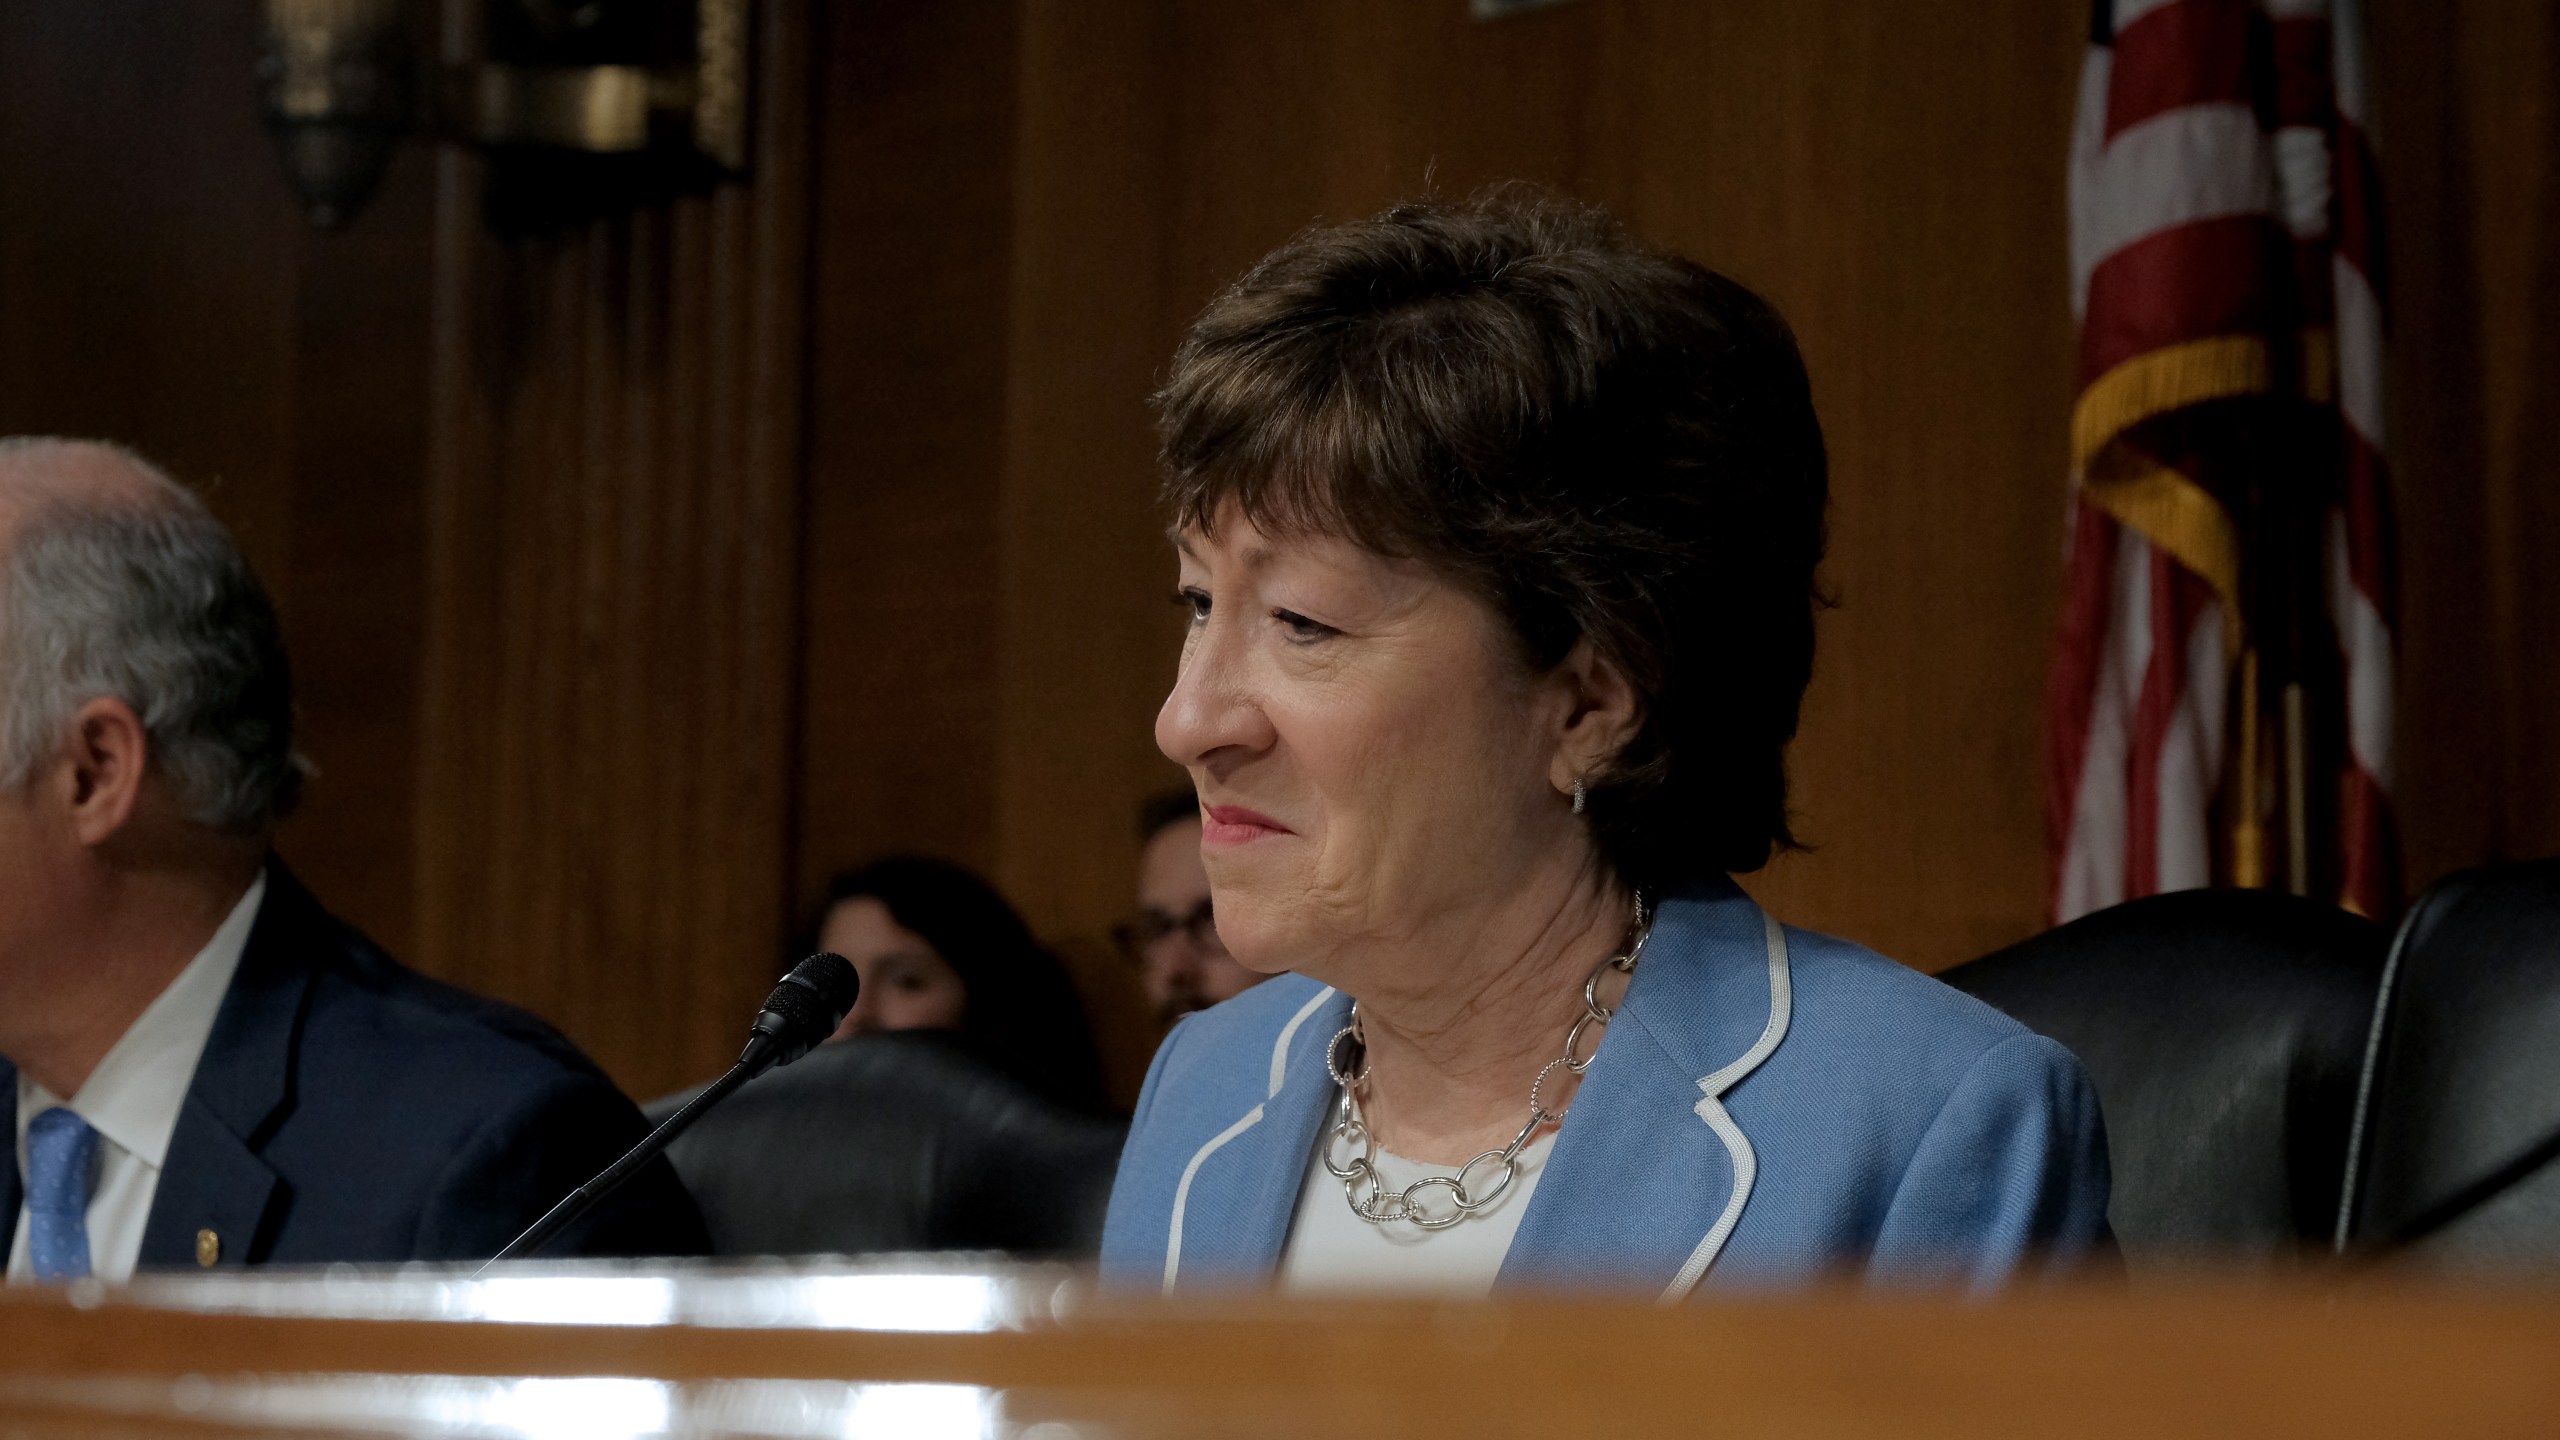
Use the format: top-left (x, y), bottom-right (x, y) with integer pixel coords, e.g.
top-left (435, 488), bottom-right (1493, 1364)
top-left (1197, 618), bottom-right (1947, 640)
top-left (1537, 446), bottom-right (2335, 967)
top-left (1278, 1124), bottom-right (1557, 1297)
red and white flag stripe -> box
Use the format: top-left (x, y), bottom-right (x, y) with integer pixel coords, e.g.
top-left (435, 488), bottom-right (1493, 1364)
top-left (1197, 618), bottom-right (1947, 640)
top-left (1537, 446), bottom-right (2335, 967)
top-left (2046, 0), bottom-right (2398, 921)
top-left (2324, 0), bottom-right (2401, 918)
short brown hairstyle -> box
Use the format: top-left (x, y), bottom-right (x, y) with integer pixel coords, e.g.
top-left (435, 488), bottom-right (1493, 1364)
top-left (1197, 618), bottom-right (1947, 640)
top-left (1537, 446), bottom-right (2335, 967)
top-left (1154, 188), bottom-right (1827, 890)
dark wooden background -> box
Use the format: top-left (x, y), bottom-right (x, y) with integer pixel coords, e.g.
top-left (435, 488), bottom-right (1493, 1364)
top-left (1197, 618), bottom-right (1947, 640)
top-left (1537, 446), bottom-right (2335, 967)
top-left (1, 0), bottom-right (2552, 1103)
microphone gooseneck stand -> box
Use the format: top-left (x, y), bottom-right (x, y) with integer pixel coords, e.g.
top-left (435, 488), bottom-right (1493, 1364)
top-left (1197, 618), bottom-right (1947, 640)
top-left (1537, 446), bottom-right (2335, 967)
top-left (478, 953), bottom-right (859, 1273)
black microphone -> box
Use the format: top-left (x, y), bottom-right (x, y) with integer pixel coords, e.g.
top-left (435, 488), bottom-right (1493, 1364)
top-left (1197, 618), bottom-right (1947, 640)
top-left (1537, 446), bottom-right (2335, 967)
top-left (736, 952), bottom-right (861, 1078)
top-left (482, 953), bottom-right (859, 1269)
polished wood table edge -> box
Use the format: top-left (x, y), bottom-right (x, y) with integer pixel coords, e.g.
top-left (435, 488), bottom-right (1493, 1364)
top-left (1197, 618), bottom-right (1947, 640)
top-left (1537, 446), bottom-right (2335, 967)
top-left (3, 1266), bottom-right (2557, 1438)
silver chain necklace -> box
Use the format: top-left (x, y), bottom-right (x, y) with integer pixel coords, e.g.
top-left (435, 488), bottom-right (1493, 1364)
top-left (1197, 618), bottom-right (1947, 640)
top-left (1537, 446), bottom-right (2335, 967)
top-left (1320, 895), bottom-right (1652, 1230)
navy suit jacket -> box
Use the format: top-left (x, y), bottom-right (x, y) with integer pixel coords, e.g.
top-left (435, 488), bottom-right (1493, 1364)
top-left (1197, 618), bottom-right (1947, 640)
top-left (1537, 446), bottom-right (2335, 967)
top-left (1103, 878), bottom-right (2114, 1297)
top-left (1, 864), bottom-right (706, 1272)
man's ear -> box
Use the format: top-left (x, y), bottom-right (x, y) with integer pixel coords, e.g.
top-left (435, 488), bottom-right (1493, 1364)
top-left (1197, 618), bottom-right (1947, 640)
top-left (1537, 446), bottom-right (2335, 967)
top-left (61, 696), bottom-right (151, 847)
top-left (1548, 637), bottom-right (1643, 795)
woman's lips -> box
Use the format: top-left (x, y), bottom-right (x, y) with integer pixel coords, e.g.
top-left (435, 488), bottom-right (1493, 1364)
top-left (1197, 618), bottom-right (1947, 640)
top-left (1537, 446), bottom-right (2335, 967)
top-left (1201, 804), bottom-right (1292, 846)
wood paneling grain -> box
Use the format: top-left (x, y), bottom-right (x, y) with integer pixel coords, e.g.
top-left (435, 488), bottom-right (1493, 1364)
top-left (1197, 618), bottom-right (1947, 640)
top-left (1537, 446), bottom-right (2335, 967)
top-left (1604, 1), bottom-right (2084, 968)
top-left (0, 2), bottom-right (300, 560)
top-left (794, 0), bottom-right (1022, 904)
top-left (993, 0), bottom-right (1186, 1099)
top-left (409, 0), bottom-right (813, 1099)
top-left (277, 158), bottom-right (438, 952)
top-left (2373, 0), bottom-right (2560, 887)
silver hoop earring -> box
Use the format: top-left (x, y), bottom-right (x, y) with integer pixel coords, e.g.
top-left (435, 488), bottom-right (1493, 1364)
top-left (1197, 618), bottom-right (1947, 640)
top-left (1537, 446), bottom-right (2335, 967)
top-left (1571, 777), bottom-right (1586, 815)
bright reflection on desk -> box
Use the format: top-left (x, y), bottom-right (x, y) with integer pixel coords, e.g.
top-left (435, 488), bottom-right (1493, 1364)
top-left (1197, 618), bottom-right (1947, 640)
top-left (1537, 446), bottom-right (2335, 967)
top-left (113, 1260), bottom-right (1064, 1333)
top-left (795, 1273), bottom-right (1002, 1332)
top-left (16, 1374), bottom-right (1011, 1439)
top-left (449, 1276), bottom-right (679, 1327)
top-left (439, 1378), bottom-right (671, 1439)
top-left (158, 1375), bottom-right (677, 1439)
top-left (841, 1384), bottom-right (996, 1439)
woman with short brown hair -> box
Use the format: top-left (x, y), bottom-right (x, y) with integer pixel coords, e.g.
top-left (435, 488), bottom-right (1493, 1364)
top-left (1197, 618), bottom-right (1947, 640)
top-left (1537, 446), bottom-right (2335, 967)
top-left (1102, 189), bottom-right (2110, 1297)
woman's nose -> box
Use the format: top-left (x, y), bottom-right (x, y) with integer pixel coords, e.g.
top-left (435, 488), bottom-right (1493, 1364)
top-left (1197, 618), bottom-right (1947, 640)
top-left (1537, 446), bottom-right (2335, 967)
top-left (1156, 622), bottom-right (1273, 768)
top-left (835, 993), bottom-right (880, 1040)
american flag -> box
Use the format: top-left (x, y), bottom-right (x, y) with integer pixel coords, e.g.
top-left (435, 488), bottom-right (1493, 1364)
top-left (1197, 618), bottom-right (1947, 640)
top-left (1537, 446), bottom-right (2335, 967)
top-left (2046, 0), bottom-right (2398, 921)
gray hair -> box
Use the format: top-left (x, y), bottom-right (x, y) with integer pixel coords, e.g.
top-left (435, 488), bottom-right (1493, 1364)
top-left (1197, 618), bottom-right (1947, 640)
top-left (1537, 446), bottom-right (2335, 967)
top-left (0, 439), bottom-right (305, 833)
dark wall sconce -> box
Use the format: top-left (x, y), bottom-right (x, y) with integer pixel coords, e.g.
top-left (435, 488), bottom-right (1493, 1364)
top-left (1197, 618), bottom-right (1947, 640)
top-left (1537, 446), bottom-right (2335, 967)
top-left (257, 0), bottom-right (749, 230)
top-left (257, 0), bottom-right (417, 228)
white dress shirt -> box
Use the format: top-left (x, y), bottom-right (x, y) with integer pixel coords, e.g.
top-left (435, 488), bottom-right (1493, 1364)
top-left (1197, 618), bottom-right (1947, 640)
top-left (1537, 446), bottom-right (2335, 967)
top-left (9, 874), bottom-right (266, 1284)
top-left (1278, 1121), bottom-right (1556, 1296)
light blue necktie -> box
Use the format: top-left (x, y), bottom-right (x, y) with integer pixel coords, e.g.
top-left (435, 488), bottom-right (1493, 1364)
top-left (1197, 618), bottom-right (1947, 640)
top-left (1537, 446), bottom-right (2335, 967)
top-left (25, 1106), bottom-right (98, 1282)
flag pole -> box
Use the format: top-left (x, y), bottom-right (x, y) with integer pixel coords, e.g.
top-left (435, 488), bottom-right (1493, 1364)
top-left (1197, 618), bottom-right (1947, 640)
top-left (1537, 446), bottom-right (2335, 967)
top-left (2283, 680), bottom-right (2312, 896)
top-left (2231, 647), bottom-right (2265, 888)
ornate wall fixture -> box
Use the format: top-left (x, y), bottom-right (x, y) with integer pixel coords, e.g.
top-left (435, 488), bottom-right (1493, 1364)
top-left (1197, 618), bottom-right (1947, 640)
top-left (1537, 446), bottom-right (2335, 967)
top-left (257, 0), bottom-right (750, 229)
top-left (256, 0), bottom-right (417, 227)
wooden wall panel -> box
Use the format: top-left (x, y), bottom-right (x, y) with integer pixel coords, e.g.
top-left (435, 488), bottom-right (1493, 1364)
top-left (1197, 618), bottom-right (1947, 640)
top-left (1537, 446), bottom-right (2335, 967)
top-left (1607, 1), bottom-right (2084, 968)
top-left (993, 0), bottom-right (1185, 1098)
top-left (794, 0), bottom-right (1021, 906)
top-left (2373, 0), bottom-right (2560, 887)
top-left (0, 1), bottom-right (301, 560)
top-left (275, 163), bottom-right (438, 952)
top-left (409, 0), bottom-right (813, 1099)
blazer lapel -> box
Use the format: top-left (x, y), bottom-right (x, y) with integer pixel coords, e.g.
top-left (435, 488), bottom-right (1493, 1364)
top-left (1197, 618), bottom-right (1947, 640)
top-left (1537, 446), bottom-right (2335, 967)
top-left (1164, 985), bottom-right (1347, 1288)
top-left (137, 862), bottom-right (315, 1270)
top-left (1497, 878), bottom-right (1785, 1297)
top-left (140, 1095), bottom-right (284, 1270)
top-left (1, 1054), bottom-right (18, 1270)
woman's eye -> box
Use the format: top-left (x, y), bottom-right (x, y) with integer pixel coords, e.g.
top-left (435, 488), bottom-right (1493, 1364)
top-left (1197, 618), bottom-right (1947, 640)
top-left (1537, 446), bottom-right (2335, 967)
top-left (1176, 587), bottom-right (1211, 623)
top-left (1273, 609), bottom-right (1337, 643)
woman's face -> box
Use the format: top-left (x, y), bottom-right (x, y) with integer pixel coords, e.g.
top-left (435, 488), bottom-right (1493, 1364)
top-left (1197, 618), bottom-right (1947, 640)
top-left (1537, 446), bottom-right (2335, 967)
top-left (1156, 510), bottom-right (1604, 988)
top-left (819, 897), bottom-right (968, 1039)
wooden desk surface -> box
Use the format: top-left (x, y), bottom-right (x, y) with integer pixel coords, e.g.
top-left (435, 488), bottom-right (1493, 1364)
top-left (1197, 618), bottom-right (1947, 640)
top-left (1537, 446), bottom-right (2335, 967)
top-left (1, 1259), bottom-right (2555, 1438)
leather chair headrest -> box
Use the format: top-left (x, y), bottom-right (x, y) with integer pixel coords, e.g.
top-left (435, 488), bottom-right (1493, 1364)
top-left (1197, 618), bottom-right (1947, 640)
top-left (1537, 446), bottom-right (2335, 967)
top-left (2340, 859), bottom-right (2560, 1265)
top-left (1945, 888), bottom-right (2386, 1266)
top-left (647, 1029), bottom-right (1126, 1259)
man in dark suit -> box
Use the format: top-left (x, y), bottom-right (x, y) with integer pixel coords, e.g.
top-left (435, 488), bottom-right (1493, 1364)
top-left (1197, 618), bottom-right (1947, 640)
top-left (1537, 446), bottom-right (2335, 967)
top-left (0, 438), bottom-right (702, 1279)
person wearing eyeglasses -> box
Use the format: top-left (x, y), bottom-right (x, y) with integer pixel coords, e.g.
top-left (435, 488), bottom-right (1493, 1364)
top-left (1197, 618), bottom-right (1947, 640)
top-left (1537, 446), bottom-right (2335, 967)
top-left (1117, 790), bottom-right (1269, 1027)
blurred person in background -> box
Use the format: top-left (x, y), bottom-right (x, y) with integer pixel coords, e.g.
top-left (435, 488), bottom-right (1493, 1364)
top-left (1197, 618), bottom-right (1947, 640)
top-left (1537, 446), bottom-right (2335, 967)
top-left (0, 438), bottom-right (702, 1280)
top-left (649, 857), bottom-right (1124, 1256)
top-left (1101, 191), bottom-right (2110, 1298)
top-left (809, 856), bottom-right (1112, 1114)
top-left (1116, 788), bottom-right (1269, 1026)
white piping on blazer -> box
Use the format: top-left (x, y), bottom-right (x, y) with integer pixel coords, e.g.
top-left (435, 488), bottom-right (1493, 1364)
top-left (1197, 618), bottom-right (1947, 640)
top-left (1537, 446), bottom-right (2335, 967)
top-left (1158, 907), bottom-right (1793, 1300)
top-left (1162, 984), bottom-right (1339, 1292)
top-left (1661, 907), bottom-right (1794, 1302)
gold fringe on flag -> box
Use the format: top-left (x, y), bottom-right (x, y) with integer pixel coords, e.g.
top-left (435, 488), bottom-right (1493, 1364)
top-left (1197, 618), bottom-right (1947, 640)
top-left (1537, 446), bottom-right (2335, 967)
top-left (2072, 334), bottom-right (2272, 473)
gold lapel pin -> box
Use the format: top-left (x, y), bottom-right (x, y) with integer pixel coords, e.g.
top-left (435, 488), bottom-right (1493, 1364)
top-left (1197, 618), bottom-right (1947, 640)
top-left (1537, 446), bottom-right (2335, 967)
top-left (195, 1229), bottom-right (220, 1268)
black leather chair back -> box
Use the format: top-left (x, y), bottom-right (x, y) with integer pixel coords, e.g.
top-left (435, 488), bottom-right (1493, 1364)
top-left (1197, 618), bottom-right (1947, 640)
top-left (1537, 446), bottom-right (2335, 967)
top-left (646, 1030), bottom-right (1126, 1259)
top-left (1941, 890), bottom-right (2386, 1268)
top-left (2338, 859), bottom-right (2560, 1268)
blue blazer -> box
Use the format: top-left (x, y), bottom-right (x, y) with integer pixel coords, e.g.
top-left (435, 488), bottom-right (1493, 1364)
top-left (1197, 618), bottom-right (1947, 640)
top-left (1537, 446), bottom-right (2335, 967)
top-left (1, 864), bottom-right (705, 1272)
top-left (1102, 878), bottom-right (2112, 1297)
